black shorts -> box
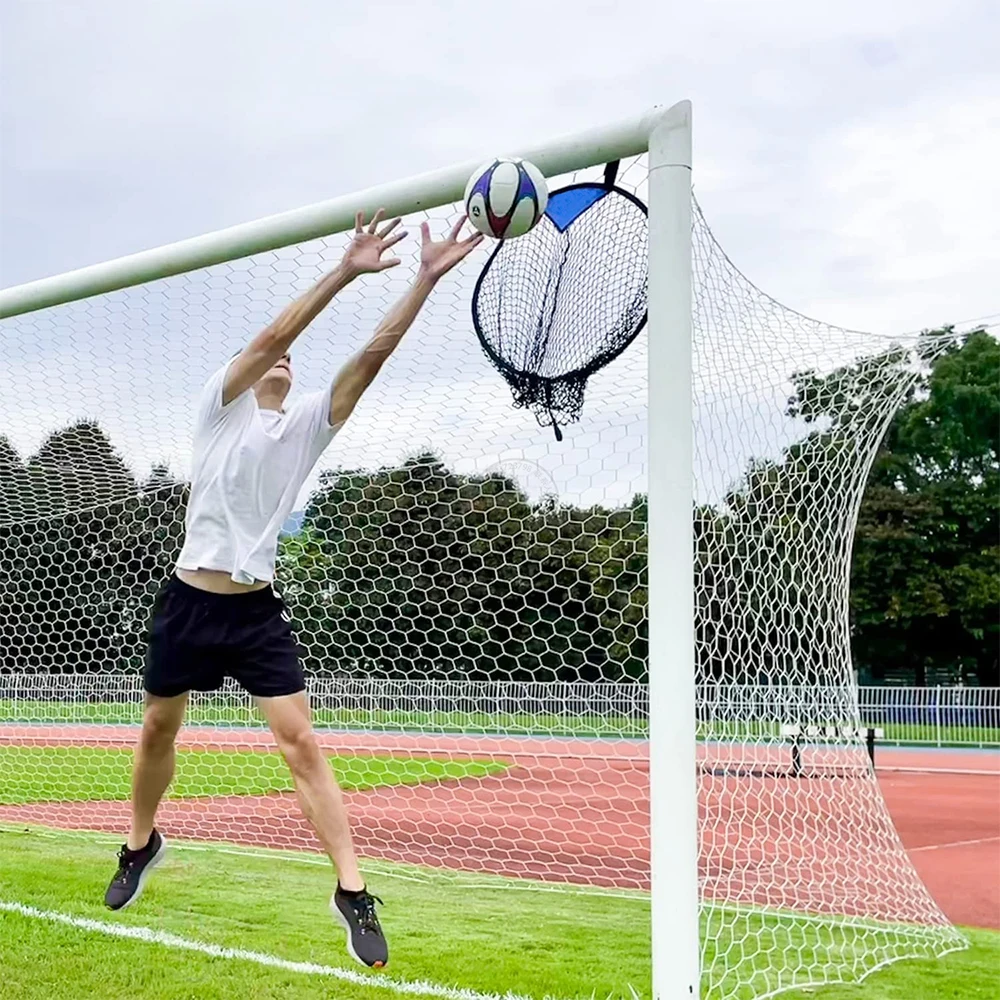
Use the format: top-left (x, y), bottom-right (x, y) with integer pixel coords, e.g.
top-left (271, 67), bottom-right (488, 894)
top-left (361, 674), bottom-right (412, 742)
top-left (143, 576), bottom-right (305, 699)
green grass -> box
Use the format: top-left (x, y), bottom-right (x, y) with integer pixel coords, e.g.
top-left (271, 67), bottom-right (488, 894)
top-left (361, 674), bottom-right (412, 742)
top-left (0, 746), bottom-right (508, 804)
top-left (874, 722), bottom-right (1000, 747)
top-left (701, 906), bottom-right (991, 999)
top-left (0, 698), bottom-right (646, 737)
top-left (0, 825), bottom-right (651, 1000)
top-left (1, 826), bottom-right (997, 999)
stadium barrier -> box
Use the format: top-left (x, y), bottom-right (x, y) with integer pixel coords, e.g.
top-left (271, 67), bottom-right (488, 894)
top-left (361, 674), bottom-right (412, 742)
top-left (1, 674), bottom-right (997, 747)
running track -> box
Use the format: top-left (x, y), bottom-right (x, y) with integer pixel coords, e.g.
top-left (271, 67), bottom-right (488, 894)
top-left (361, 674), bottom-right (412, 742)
top-left (1, 725), bottom-right (997, 928)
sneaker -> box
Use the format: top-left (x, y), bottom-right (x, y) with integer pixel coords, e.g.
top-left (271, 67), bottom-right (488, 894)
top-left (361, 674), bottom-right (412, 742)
top-left (104, 829), bottom-right (167, 911)
top-left (331, 885), bottom-right (388, 968)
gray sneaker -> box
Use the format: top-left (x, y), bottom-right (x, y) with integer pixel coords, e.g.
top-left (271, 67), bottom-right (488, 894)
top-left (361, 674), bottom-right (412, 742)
top-left (331, 886), bottom-right (388, 968)
top-left (104, 830), bottom-right (167, 910)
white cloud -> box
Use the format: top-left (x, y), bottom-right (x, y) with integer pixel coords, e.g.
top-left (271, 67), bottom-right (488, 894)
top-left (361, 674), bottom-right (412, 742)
top-left (803, 91), bottom-right (1000, 332)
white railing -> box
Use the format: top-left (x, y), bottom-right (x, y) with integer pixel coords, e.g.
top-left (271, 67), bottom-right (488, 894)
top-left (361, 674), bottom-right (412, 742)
top-left (697, 684), bottom-right (1000, 748)
top-left (858, 685), bottom-right (1000, 748)
top-left (0, 674), bottom-right (997, 746)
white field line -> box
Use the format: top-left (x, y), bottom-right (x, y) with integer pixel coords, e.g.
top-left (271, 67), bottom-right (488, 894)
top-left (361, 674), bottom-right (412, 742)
top-left (148, 842), bottom-right (652, 901)
top-left (2, 896), bottom-right (963, 1000)
top-left (704, 897), bottom-right (969, 940)
top-left (0, 900), bottom-right (560, 1000)
top-left (909, 835), bottom-right (1000, 853)
top-left (876, 765), bottom-right (1000, 776)
top-left (0, 824), bottom-right (651, 902)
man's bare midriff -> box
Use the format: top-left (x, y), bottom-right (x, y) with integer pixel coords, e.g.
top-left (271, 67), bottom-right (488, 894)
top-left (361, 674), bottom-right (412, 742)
top-left (175, 567), bottom-right (271, 594)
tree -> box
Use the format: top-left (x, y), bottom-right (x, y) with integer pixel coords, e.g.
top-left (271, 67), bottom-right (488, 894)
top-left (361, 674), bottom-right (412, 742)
top-left (0, 435), bottom-right (33, 525)
top-left (693, 347), bottom-right (919, 685)
top-left (283, 453), bottom-right (647, 682)
top-left (0, 425), bottom-right (187, 674)
top-left (693, 328), bottom-right (998, 687)
top-left (850, 330), bottom-right (999, 684)
top-left (5, 326), bottom-right (992, 687)
top-left (27, 420), bottom-right (135, 517)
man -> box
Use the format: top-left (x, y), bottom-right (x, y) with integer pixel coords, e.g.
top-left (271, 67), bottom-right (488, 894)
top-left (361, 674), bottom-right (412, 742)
top-left (103, 209), bottom-right (484, 970)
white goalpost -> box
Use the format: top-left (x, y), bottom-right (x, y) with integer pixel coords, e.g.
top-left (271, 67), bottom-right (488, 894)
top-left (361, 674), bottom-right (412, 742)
top-left (0, 100), bottom-right (966, 999)
top-left (647, 102), bottom-right (700, 994)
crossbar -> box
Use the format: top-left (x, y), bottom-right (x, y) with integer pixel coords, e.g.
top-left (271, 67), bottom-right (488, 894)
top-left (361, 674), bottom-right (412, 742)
top-left (0, 107), bottom-right (670, 319)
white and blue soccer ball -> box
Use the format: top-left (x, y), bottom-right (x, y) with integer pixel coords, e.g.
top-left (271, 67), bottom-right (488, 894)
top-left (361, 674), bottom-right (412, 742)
top-left (464, 158), bottom-right (548, 240)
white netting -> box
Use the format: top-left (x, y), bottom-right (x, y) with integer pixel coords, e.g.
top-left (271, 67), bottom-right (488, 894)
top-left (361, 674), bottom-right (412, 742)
top-left (0, 153), bottom-right (966, 997)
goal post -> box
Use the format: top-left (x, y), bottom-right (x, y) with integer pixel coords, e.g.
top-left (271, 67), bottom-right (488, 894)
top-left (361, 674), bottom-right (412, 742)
top-left (647, 100), bottom-right (700, 997)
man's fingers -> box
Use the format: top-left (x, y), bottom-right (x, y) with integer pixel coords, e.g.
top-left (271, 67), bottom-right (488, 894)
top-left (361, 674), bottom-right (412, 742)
top-left (382, 230), bottom-right (408, 250)
top-left (367, 208), bottom-right (386, 234)
top-left (354, 210), bottom-right (365, 234)
top-left (377, 217), bottom-right (402, 239)
top-left (420, 221), bottom-right (432, 244)
top-left (449, 215), bottom-right (467, 242)
top-left (460, 236), bottom-right (484, 258)
top-left (377, 258), bottom-right (401, 271)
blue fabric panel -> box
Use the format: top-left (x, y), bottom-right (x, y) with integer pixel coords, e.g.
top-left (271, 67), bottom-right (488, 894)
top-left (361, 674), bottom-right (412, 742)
top-left (545, 185), bottom-right (607, 232)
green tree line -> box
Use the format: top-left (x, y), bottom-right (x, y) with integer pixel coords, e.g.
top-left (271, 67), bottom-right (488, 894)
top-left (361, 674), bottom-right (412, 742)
top-left (0, 328), bottom-right (995, 684)
top-left (0, 425), bottom-right (187, 674)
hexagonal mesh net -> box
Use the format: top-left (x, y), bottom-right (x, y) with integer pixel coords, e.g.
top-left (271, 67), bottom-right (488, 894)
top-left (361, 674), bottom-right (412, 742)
top-left (0, 154), bottom-right (965, 997)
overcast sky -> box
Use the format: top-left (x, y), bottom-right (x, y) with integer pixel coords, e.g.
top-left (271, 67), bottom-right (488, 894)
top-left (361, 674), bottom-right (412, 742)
top-left (1, 0), bottom-right (997, 512)
top-left (3, 0), bottom-right (997, 330)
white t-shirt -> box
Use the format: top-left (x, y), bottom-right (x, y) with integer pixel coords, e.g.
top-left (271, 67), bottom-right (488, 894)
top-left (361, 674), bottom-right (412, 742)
top-left (176, 360), bottom-right (342, 584)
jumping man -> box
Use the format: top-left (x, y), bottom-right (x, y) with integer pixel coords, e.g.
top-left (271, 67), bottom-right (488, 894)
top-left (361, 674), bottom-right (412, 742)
top-left (103, 210), bottom-right (484, 969)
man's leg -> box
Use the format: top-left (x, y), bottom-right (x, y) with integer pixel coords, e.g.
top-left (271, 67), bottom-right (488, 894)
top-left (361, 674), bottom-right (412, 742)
top-left (128, 692), bottom-right (188, 850)
top-left (255, 691), bottom-right (364, 890)
top-left (105, 692), bottom-right (187, 910)
top-left (244, 596), bottom-right (386, 967)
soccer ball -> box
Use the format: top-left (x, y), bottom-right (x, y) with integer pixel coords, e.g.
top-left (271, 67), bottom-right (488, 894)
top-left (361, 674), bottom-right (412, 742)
top-left (464, 158), bottom-right (548, 240)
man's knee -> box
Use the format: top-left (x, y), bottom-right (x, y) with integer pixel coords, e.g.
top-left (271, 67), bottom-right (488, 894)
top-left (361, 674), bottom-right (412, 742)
top-left (140, 697), bottom-right (185, 751)
top-left (276, 726), bottom-right (324, 775)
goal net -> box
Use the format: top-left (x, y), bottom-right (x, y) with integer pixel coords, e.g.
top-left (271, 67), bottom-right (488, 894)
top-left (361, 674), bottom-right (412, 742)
top-left (0, 111), bottom-right (966, 998)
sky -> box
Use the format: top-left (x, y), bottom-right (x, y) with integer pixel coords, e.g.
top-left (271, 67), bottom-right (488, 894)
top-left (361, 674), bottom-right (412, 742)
top-left (1, 0), bottom-right (998, 512)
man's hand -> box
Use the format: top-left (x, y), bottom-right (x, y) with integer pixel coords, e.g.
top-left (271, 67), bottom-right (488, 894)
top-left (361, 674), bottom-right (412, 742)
top-left (418, 217), bottom-right (484, 283)
top-left (341, 209), bottom-right (408, 279)
top-left (326, 217), bottom-right (482, 427)
top-left (222, 209), bottom-right (404, 405)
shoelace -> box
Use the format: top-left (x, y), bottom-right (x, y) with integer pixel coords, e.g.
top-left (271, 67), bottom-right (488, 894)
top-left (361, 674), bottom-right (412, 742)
top-left (352, 893), bottom-right (384, 934)
top-left (115, 845), bottom-right (138, 884)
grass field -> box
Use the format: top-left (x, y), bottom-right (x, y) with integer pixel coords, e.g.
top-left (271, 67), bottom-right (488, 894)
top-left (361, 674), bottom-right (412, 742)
top-left (0, 746), bottom-right (508, 804)
top-left (2, 699), bottom-right (996, 995)
top-left (3, 698), bottom-right (999, 747)
top-left (1, 826), bottom-right (997, 1000)
top-left (0, 697), bottom-right (647, 738)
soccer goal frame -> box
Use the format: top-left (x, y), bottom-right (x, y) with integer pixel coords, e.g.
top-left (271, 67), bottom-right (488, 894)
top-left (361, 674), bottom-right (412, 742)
top-left (0, 100), bottom-right (698, 997)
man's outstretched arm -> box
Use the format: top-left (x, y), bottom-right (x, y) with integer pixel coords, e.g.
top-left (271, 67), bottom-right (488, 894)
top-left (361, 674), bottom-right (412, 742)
top-left (222, 210), bottom-right (406, 406)
top-left (328, 217), bottom-right (483, 427)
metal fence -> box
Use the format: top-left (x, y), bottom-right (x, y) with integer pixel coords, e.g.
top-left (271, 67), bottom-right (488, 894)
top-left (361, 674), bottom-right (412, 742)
top-left (857, 685), bottom-right (1000, 747)
top-left (697, 684), bottom-right (1000, 748)
top-left (0, 674), bottom-right (997, 746)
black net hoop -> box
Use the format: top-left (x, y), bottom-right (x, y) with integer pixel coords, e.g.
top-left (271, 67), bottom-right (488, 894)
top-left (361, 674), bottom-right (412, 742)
top-left (471, 163), bottom-right (648, 439)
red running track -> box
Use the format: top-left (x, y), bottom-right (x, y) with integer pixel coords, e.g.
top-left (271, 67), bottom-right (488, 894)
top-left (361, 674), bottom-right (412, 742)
top-left (1, 726), bottom-right (996, 928)
top-left (878, 759), bottom-right (1000, 931)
